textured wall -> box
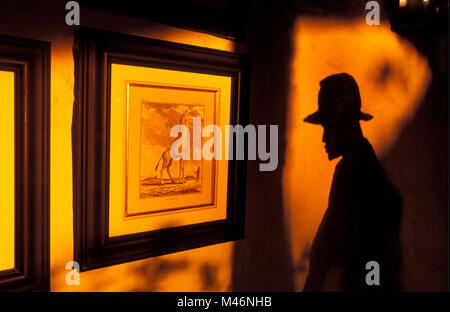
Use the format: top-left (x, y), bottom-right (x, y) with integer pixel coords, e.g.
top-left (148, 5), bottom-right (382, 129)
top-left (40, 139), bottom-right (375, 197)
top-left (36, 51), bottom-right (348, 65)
top-left (232, 0), bottom-right (447, 291)
top-left (0, 0), bottom-right (447, 291)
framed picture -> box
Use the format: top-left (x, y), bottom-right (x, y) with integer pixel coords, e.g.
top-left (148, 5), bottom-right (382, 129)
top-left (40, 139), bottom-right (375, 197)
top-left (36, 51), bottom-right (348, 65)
top-left (73, 28), bottom-right (250, 271)
top-left (0, 35), bottom-right (50, 291)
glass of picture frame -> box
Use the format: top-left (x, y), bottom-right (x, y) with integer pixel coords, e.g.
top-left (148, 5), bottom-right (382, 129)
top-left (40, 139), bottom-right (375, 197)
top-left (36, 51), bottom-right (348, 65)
top-left (109, 64), bottom-right (232, 237)
top-left (73, 28), bottom-right (250, 271)
top-left (0, 69), bottom-right (15, 273)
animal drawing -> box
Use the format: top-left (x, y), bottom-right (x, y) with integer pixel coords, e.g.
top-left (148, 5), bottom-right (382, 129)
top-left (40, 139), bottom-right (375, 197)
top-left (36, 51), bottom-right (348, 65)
top-left (154, 109), bottom-right (193, 184)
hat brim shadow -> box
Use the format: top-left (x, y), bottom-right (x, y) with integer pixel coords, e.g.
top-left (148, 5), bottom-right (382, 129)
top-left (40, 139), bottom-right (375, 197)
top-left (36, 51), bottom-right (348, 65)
top-left (303, 111), bottom-right (373, 125)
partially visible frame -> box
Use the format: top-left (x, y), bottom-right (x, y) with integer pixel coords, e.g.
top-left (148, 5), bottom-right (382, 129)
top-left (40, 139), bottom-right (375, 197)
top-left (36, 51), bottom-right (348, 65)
top-left (0, 35), bottom-right (50, 291)
top-left (73, 28), bottom-right (250, 271)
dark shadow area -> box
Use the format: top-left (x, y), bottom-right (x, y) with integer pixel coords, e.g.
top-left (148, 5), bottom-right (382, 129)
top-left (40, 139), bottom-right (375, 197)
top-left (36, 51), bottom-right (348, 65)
top-left (231, 1), bottom-right (297, 291)
top-left (302, 73), bottom-right (402, 291)
top-left (128, 258), bottom-right (190, 291)
top-left (293, 243), bottom-right (310, 277)
top-left (200, 263), bottom-right (220, 291)
top-left (380, 33), bottom-right (448, 291)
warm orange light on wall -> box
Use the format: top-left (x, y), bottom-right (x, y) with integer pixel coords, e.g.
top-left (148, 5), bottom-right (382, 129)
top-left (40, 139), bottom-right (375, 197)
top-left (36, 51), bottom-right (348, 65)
top-left (0, 70), bottom-right (15, 271)
top-left (283, 18), bottom-right (430, 291)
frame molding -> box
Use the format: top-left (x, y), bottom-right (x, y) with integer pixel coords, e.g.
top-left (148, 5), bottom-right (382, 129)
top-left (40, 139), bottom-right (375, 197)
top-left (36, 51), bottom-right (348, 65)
top-left (73, 28), bottom-right (250, 271)
top-left (0, 35), bottom-right (50, 291)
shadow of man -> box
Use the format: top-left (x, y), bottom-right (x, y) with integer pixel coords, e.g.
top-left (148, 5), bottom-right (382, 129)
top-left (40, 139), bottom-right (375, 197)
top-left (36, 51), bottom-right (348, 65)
top-left (303, 73), bottom-right (403, 292)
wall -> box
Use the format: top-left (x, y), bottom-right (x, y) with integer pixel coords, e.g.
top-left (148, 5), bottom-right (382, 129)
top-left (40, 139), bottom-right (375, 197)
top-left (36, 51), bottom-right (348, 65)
top-left (0, 0), bottom-right (447, 291)
top-left (231, 0), bottom-right (447, 291)
top-left (285, 17), bottom-right (432, 290)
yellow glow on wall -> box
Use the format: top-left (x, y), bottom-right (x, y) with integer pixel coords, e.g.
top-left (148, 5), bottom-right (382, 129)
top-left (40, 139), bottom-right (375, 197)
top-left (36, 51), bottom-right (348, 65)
top-left (283, 18), bottom-right (430, 291)
top-left (0, 70), bottom-right (15, 271)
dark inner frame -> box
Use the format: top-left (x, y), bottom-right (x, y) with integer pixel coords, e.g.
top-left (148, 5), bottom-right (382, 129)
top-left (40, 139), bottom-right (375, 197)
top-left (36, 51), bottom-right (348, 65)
top-left (73, 28), bottom-right (250, 272)
top-left (0, 35), bottom-right (50, 292)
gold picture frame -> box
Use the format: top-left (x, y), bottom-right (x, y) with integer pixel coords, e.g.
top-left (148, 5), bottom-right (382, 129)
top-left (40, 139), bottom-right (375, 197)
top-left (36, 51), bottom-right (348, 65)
top-left (109, 63), bottom-right (232, 237)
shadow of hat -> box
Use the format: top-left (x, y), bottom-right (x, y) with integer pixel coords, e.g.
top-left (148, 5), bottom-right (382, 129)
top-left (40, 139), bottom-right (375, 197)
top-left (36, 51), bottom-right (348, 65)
top-left (304, 73), bottom-right (373, 125)
top-left (304, 110), bottom-right (373, 124)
